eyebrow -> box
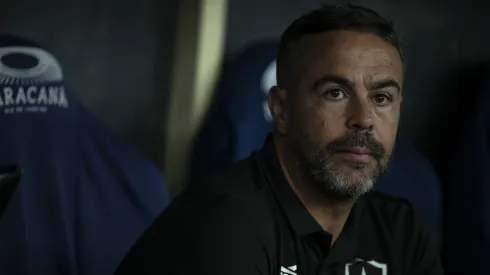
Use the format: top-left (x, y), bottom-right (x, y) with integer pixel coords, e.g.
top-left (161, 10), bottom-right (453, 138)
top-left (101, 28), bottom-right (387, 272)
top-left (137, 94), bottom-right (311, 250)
top-left (311, 74), bottom-right (401, 94)
top-left (371, 79), bottom-right (401, 94)
top-left (311, 74), bottom-right (355, 91)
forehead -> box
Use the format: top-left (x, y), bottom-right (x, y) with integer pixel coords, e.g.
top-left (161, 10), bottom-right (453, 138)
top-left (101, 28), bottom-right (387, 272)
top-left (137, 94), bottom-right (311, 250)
top-left (293, 30), bottom-right (404, 86)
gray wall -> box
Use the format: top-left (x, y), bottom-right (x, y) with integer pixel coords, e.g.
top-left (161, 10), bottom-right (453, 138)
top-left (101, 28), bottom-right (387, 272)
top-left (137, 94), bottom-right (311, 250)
top-left (225, 0), bottom-right (490, 178)
top-left (0, 0), bottom-right (179, 168)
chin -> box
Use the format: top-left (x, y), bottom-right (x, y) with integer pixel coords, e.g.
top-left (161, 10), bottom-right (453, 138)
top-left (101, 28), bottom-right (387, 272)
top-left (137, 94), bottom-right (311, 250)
top-left (314, 166), bottom-right (378, 199)
top-left (337, 161), bottom-right (378, 177)
top-left (306, 155), bottom-right (384, 199)
top-left (328, 176), bottom-right (375, 200)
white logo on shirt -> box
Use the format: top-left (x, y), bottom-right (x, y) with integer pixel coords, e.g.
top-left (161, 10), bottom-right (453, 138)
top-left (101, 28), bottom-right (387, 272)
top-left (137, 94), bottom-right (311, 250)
top-left (280, 265), bottom-right (297, 275)
top-left (345, 258), bottom-right (387, 275)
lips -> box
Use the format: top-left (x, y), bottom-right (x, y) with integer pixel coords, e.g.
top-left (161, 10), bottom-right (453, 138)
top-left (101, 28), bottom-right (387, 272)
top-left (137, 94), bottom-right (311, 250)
top-left (341, 147), bottom-right (372, 156)
top-left (337, 147), bottom-right (374, 164)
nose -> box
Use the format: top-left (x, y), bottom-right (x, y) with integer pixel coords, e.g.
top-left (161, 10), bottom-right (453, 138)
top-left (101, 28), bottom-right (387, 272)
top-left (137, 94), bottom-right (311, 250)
top-left (346, 98), bottom-right (374, 132)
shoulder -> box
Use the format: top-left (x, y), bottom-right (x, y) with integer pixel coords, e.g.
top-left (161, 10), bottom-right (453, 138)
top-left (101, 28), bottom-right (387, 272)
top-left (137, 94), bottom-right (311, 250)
top-left (362, 191), bottom-right (437, 246)
top-left (188, 155), bottom-right (270, 204)
top-left (361, 193), bottom-right (443, 274)
top-left (362, 191), bottom-right (428, 235)
top-left (116, 158), bottom-right (278, 274)
top-left (151, 155), bottom-right (275, 238)
top-left (363, 191), bottom-right (416, 219)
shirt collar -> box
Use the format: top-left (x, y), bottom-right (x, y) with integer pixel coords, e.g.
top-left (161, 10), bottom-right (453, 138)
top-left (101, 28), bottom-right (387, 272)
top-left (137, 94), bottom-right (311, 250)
top-left (257, 135), bottom-right (366, 262)
top-left (257, 135), bottom-right (323, 236)
top-left (326, 197), bottom-right (365, 264)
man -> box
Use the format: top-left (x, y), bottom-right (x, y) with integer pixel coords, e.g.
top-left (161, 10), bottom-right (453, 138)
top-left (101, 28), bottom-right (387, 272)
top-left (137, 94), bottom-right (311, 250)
top-left (115, 4), bottom-right (443, 275)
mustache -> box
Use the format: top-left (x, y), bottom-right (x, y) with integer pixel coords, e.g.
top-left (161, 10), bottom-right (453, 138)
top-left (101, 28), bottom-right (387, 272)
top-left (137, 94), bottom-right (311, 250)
top-left (326, 131), bottom-right (385, 160)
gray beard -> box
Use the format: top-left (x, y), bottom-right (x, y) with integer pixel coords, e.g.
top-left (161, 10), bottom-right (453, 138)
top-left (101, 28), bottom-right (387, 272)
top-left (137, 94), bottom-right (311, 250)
top-left (308, 158), bottom-right (380, 200)
top-left (291, 130), bottom-right (388, 200)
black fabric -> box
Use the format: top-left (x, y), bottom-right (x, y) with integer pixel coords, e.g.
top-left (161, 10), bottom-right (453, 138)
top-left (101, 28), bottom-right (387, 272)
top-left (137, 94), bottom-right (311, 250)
top-left (0, 165), bottom-right (21, 221)
top-left (115, 137), bottom-right (443, 275)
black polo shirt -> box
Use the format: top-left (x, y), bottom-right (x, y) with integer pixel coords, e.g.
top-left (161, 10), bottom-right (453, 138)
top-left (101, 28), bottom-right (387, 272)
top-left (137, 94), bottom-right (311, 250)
top-left (115, 138), bottom-right (443, 275)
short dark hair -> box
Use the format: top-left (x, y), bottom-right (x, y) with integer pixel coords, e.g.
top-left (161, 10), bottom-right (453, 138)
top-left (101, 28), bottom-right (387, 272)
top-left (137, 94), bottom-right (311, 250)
top-left (277, 4), bottom-right (403, 87)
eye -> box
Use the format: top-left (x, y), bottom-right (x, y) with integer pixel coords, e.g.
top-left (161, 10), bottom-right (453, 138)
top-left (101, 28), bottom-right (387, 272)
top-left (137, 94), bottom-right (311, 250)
top-left (372, 93), bottom-right (392, 106)
top-left (324, 88), bottom-right (347, 101)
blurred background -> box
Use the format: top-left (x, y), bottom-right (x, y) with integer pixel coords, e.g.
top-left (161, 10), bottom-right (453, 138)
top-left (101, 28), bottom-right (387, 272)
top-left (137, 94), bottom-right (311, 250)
top-left (0, 0), bottom-right (489, 273)
top-left (2, 0), bottom-right (488, 196)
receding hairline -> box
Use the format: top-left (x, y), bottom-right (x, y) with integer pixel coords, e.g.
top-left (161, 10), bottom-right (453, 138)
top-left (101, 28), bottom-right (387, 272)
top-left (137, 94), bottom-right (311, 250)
top-left (276, 3), bottom-right (403, 89)
top-left (276, 29), bottom-right (404, 90)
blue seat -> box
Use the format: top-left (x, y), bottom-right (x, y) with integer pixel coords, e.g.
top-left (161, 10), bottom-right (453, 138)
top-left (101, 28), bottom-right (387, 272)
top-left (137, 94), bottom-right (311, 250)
top-left (443, 70), bottom-right (490, 274)
top-left (189, 40), bottom-right (277, 183)
top-left (189, 40), bottom-right (442, 233)
top-left (374, 141), bottom-right (442, 232)
top-left (0, 35), bottom-right (170, 275)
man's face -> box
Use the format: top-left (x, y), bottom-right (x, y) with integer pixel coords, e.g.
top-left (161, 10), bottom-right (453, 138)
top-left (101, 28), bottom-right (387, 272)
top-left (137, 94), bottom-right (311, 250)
top-left (279, 30), bottom-right (403, 199)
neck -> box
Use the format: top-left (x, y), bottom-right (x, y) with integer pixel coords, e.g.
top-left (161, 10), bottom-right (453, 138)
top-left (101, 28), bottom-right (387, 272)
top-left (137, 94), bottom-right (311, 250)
top-left (273, 134), bottom-right (354, 243)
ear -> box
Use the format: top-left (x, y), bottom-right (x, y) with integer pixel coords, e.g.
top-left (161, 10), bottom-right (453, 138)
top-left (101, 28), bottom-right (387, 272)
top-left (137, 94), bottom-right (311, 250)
top-left (268, 85), bottom-right (288, 134)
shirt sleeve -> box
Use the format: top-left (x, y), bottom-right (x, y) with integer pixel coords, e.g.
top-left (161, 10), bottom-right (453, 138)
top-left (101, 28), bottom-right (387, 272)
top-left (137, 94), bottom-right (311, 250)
top-left (404, 204), bottom-right (444, 275)
top-left (114, 193), bottom-right (272, 275)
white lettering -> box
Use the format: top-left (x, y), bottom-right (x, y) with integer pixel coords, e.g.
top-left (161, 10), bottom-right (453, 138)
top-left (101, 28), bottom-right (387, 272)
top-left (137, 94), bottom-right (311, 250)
top-left (16, 87), bottom-right (27, 105)
top-left (0, 85), bottom-right (69, 112)
top-left (48, 86), bottom-right (58, 104)
top-left (37, 87), bottom-right (47, 105)
top-left (58, 87), bottom-right (68, 108)
top-left (3, 87), bottom-right (14, 106)
top-left (27, 86), bottom-right (36, 104)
